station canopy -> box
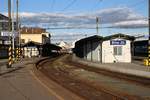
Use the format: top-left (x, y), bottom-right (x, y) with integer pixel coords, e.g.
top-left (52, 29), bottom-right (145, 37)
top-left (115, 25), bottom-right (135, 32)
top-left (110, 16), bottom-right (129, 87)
top-left (22, 41), bottom-right (42, 47)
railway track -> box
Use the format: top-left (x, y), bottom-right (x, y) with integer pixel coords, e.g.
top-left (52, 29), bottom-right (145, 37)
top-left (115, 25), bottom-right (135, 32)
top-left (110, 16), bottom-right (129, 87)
top-left (36, 54), bottom-right (150, 100)
top-left (66, 57), bottom-right (150, 87)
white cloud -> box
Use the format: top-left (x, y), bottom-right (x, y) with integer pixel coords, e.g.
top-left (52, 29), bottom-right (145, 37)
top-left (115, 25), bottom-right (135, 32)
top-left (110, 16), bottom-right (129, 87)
top-left (110, 20), bottom-right (148, 28)
top-left (19, 7), bottom-right (148, 29)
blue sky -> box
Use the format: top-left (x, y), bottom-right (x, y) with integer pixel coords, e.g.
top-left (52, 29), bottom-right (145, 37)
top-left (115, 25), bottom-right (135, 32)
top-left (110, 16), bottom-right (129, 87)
top-left (1, 0), bottom-right (147, 13)
top-left (0, 0), bottom-right (148, 43)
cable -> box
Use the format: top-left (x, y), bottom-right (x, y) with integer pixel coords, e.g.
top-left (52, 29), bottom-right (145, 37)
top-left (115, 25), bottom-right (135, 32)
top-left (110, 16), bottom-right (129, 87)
top-left (91, 0), bottom-right (103, 11)
top-left (51, 0), bottom-right (55, 11)
top-left (45, 26), bottom-right (110, 30)
top-left (127, 0), bottom-right (146, 8)
top-left (61, 0), bottom-right (77, 11)
top-left (52, 34), bottom-right (85, 37)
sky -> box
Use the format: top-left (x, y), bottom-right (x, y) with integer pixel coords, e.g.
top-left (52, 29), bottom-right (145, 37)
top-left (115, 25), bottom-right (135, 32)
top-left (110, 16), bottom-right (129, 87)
top-left (0, 0), bottom-right (148, 43)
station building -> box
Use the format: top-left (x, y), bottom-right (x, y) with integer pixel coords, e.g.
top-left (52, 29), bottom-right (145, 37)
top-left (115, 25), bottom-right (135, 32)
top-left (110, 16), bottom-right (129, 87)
top-left (75, 35), bottom-right (103, 62)
top-left (102, 34), bottom-right (135, 63)
top-left (20, 27), bottom-right (61, 58)
top-left (74, 33), bottom-right (135, 63)
top-left (20, 27), bottom-right (51, 58)
top-left (21, 27), bottom-right (51, 44)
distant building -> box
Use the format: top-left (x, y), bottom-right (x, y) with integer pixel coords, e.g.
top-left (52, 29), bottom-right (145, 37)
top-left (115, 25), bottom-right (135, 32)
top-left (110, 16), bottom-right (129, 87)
top-left (20, 27), bottom-right (51, 58)
top-left (0, 13), bottom-right (17, 45)
top-left (132, 33), bottom-right (148, 58)
top-left (57, 41), bottom-right (70, 49)
top-left (21, 41), bottom-right (41, 58)
top-left (133, 40), bottom-right (148, 58)
top-left (0, 14), bottom-right (17, 58)
top-left (0, 14), bottom-right (9, 31)
top-left (0, 36), bottom-right (9, 58)
top-left (57, 41), bottom-right (72, 53)
top-left (0, 13), bottom-right (17, 35)
top-left (21, 27), bottom-right (51, 44)
top-left (74, 33), bottom-right (135, 63)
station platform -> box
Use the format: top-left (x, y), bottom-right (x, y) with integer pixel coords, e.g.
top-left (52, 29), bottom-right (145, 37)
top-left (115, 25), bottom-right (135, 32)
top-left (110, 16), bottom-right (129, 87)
top-left (0, 58), bottom-right (40, 75)
top-left (0, 57), bottom-right (60, 100)
top-left (72, 55), bottom-right (150, 79)
top-left (0, 59), bottom-right (8, 66)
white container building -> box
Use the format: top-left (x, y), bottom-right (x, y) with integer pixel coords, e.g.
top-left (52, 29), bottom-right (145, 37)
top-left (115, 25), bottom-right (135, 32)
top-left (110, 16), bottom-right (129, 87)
top-left (74, 33), bottom-right (135, 63)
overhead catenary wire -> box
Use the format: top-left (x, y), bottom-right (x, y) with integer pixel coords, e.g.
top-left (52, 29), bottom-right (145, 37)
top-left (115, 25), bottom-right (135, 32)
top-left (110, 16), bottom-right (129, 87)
top-left (91, 0), bottom-right (103, 11)
top-left (45, 26), bottom-right (147, 30)
top-left (52, 34), bottom-right (86, 37)
top-left (50, 0), bottom-right (55, 11)
top-left (61, 0), bottom-right (77, 11)
top-left (127, 0), bottom-right (146, 8)
top-left (46, 26), bottom-right (108, 30)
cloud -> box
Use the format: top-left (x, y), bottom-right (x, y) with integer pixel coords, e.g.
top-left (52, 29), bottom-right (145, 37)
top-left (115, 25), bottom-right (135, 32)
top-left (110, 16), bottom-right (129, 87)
top-left (19, 7), bottom-right (148, 29)
top-left (109, 19), bottom-right (148, 28)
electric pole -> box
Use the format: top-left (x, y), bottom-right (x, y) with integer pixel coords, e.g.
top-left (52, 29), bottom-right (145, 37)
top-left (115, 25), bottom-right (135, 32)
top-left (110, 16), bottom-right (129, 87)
top-left (12, 0), bottom-right (15, 62)
top-left (16, 0), bottom-right (21, 60)
top-left (8, 0), bottom-right (12, 68)
top-left (8, 0), bottom-right (11, 32)
top-left (96, 17), bottom-right (99, 35)
top-left (16, 0), bottom-right (18, 31)
top-left (148, 0), bottom-right (150, 65)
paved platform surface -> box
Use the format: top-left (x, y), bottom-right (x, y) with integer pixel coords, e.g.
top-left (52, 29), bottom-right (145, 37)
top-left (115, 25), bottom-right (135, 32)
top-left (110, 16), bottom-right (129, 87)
top-left (72, 55), bottom-right (150, 78)
top-left (0, 58), bottom-right (39, 75)
top-left (0, 59), bottom-right (8, 63)
top-left (0, 59), bottom-right (8, 66)
top-left (0, 58), bottom-right (59, 100)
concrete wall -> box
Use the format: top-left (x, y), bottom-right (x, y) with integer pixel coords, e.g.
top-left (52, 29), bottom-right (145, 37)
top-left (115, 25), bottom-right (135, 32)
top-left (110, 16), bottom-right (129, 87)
top-left (102, 39), bottom-right (131, 63)
top-left (23, 47), bottom-right (39, 58)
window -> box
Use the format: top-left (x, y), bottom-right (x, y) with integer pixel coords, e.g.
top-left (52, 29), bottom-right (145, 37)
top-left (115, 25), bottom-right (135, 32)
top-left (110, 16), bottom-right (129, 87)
top-left (4, 41), bottom-right (11, 45)
top-left (0, 40), bottom-right (2, 44)
top-left (21, 39), bottom-right (25, 44)
top-left (113, 46), bottom-right (122, 55)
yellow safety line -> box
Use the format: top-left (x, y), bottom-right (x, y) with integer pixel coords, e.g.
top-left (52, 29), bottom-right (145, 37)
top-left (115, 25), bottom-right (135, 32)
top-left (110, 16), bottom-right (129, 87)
top-left (30, 70), bottom-right (65, 100)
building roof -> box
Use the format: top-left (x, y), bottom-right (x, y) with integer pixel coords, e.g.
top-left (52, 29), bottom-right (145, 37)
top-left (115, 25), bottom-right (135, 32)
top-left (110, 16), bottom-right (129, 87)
top-left (103, 33), bottom-right (135, 41)
top-left (76, 35), bottom-right (103, 44)
top-left (0, 14), bottom-right (9, 20)
top-left (22, 41), bottom-right (42, 47)
top-left (42, 43), bottom-right (62, 50)
top-left (21, 27), bottom-right (46, 34)
top-left (75, 33), bottom-right (135, 48)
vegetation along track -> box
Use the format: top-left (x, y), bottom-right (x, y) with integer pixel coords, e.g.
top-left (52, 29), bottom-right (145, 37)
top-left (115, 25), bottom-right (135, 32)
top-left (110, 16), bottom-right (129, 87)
top-left (36, 54), bottom-right (150, 100)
